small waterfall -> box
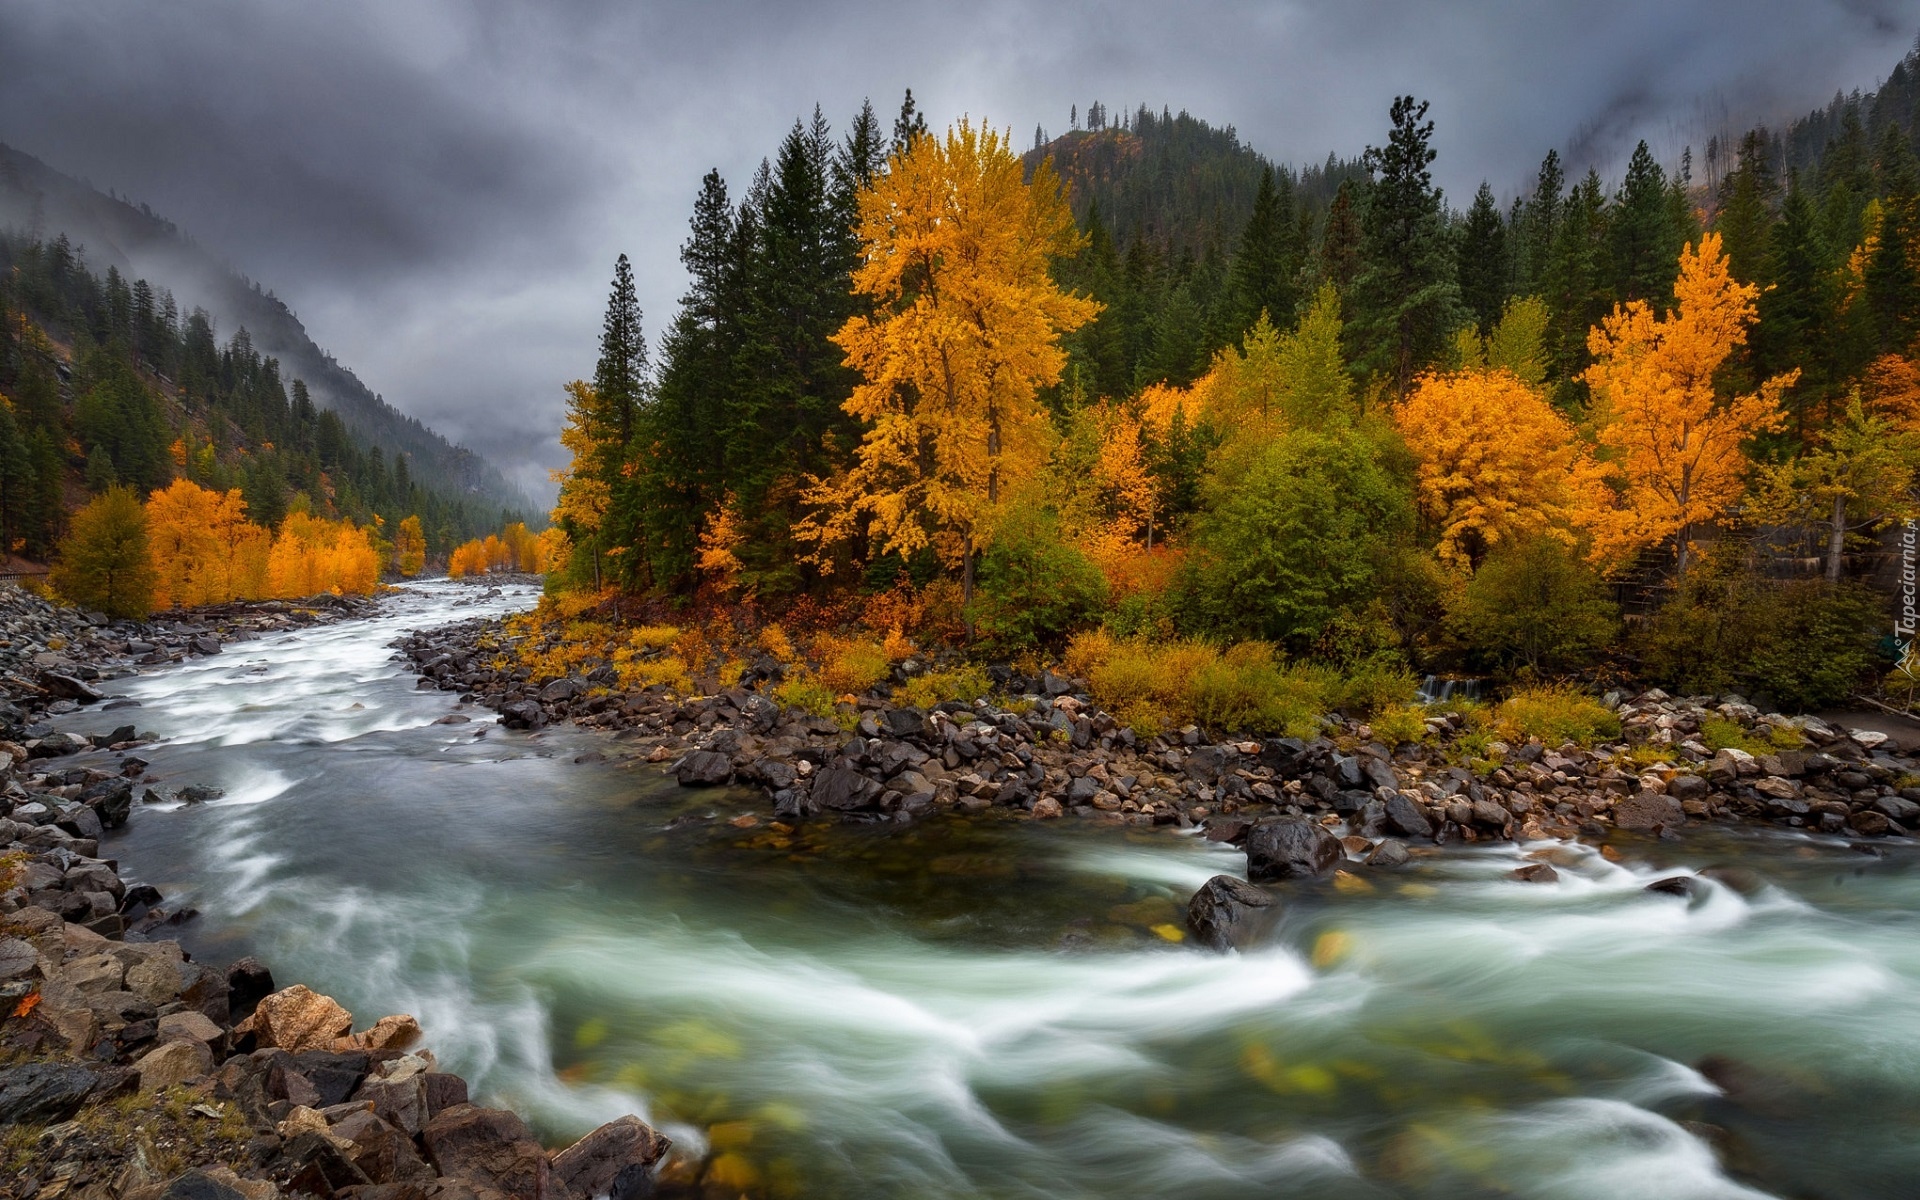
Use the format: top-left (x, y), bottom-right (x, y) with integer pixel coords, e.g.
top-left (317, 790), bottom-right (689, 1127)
top-left (1416, 675), bottom-right (1485, 704)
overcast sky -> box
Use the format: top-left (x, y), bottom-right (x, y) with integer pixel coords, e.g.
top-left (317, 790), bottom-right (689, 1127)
top-left (1, 0), bottom-right (1916, 500)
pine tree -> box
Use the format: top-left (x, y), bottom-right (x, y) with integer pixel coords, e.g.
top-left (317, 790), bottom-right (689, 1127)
top-left (593, 254), bottom-right (649, 453)
top-left (892, 89), bottom-right (929, 156)
top-left (0, 403), bottom-right (33, 557)
top-left (1316, 180), bottom-right (1364, 297)
top-left (1866, 123), bottom-right (1920, 355)
top-left (1755, 178), bottom-right (1837, 434)
top-left (1715, 130), bottom-right (1779, 283)
top-left (1610, 141), bottom-right (1681, 304)
top-left (1513, 150), bottom-right (1565, 294)
top-left (1225, 166), bottom-right (1299, 336)
top-left (1456, 181), bottom-right (1509, 334)
top-left (1348, 96), bottom-right (1466, 397)
top-left (1543, 171), bottom-right (1611, 396)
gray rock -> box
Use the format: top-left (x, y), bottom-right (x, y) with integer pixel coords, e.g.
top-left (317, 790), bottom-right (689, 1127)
top-left (1613, 792), bottom-right (1684, 831)
top-left (812, 767), bottom-right (882, 812)
top-left (672, 751), bottom-right (733, 787)
top-left (0, 1062), bottom-right (99, 1124)
top-left (1365, 838), bottom-right (1411, 867)
top-left (1383, 793), bottom-right (1435, 839)
top-left (1244, 819), bottom-right (1342, 881)
top-left (1186, 874), bottom-right (1278, 951)
top-left (189, 635), bottom-right (222, 656)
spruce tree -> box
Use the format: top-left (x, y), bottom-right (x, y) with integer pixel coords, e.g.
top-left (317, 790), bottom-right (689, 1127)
top-left (1348, 96), bottom-right (1465, 396)
top-left (1456, 181), bottom-right (1509, 334)
top-left (1316, 180), bottom-right (1364, 296)
top-left (1866, 123), bottom-right (1920, 355)
top-left (1714, 129), bottom-right (1779, 283)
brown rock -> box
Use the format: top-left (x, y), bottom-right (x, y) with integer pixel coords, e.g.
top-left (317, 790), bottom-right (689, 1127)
top-left (422, 1104), bottom-right (549, 1198)
top-left (234, 985), bottom-right (354, 1053)
top-left (1507, 862), bottom-right (1559, 884)
top-left (135, 1038), bottom-right (213, 1092)
top-left (156, 1010), bottom-right (225, 1047)
top-left (1030, 797), bottom-right (1063, 819)
top-left (423, 1071), bottom-right (470, 1118)
top-left (551, 1115), bottom-right (672, 1199)
top-left (334, 1109), bottom-right (438, 1184)
top-left (335, 1013), bottom-right (423, 1053)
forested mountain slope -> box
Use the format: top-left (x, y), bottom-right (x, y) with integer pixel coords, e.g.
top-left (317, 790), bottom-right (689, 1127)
top-left (0, 142), bottom-right (533, 522)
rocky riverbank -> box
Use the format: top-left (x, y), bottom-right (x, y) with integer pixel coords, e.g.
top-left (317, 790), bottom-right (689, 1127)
top-left (0, 584), bottom-right (673, 1199)
top-left (398, 610), bottom-right (1920, 908)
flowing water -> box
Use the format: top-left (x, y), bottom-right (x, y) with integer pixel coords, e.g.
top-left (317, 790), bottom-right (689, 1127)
top-left (52, 582), bottom-right (1920, 1199)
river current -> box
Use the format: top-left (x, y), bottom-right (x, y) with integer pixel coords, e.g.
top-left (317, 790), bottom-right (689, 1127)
top-left (51, 582), bottom-right (1920, 1199)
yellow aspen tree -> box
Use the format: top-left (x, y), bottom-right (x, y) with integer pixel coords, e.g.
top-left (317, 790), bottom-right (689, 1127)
top-left (1581, 233), bottom-right (1797, 576)
top-left (797, 118), bottom-right (1099, 614)
top-left (395, 515), bottom-right (427, 577)
top-left (1395, 368), bottom-right (1607, 570)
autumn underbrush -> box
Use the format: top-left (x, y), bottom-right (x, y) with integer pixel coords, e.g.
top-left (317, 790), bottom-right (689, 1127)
top-left (1697, 714), bottom-right (1805, 755)
top-left (1492, 685), bottom-right (1622, 748)
top-left (1062, 629), bottom-right (1419, 739)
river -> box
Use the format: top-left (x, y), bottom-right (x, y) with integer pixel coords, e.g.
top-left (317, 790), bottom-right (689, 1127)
top-left (51, 581), bottom-right (1920, 1199)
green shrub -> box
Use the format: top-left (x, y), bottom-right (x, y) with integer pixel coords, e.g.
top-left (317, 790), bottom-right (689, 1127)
top-left (1497, 685), bottom-right (1621, 747)
top-left (1179, 426), bottom-right (1413, 647)
top-left (974, 508), bottom-right (1109, 650)
top-left (1638, 558), bottom-right (1882, 711)
top-left (1331, 658), bottom-right (1419, 715)
top-left (51, 486), bottom-right (155, 618)
top-left (1448, 537), bottom-right (1618, 675)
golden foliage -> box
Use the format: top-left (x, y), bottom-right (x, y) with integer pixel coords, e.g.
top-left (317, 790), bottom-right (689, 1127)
top-left (694, 499), bottom-right (747, 594)
top-left (1395, 368), bottom-right (1607, 570)
top-left (266, 510), bottom-right (380, 598)
top-left (1581, 233), bottom-right (1795, 571)
top-left (395, 515), bottom-right (427, 578)
top-left (146, 480), bottom-right (269, 607)
top-left (796, 118), bottom-right (1099, 576)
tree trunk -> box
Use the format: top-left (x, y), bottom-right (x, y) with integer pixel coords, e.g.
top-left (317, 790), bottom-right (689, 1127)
top-left (1828, 494), bottom-right (1846, 583)
top-left (961, 536), bottom-right (975, 643)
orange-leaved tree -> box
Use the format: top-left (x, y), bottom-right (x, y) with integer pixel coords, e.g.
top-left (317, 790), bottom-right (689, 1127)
top-left (146, 479), bottom-right (269, 607)
top-left (796, 118), bottom-right (1099, 614)
top-left (1581, 232), bottom-right (1797, 576)
top-left (1394, 368), bottom-right (1607, 571)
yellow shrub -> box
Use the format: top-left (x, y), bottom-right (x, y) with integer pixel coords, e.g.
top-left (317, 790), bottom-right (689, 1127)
top-left (617, 655), bottom-right (692, 693)
top-left (1497, 686), bottom-right (1621, 748)
top-left (1369, 705), bottom-right (1431, 746)
top-left (630, 625), bottom-right (680, 651)
top-left (882, 627), bottom-right (917, 662)
top-left (774, 675), bottom-right (840, 721)
top-left (814, 635), bottom-right (890, 696)
top-left (1063, 628), bottom-right (1118, 678)
top-left (757, 623), bottom-right (796, 663)
top-left (895, 665), bottom-right (991, 710)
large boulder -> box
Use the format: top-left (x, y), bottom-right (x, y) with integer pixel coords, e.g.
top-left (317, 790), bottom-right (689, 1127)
top-left (135, 1038), bottom-right (213, 1092)
top-left (422, 1104), bottom-right (549, 1197)
top-left (552, 1115), bottom-right (673, 1199)
top-left (233, 985), bottom-right (353, 1053)
top-left (1185, 875), bottom-right (1279, 951)
top-left (40, 672), bottom-right (104, 703)
top-left (1244, 820), bottom-right (1342, 881)
top-left (82, 779), bottom-right (134, 829)
top-left (226, 957), bottom-right (275, 1023)
top-left (0, 1062), bottom-right (98, 1124)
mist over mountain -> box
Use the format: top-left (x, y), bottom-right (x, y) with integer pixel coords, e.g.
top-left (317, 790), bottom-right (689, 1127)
top-left (0, 142), bottom-right (535, 518)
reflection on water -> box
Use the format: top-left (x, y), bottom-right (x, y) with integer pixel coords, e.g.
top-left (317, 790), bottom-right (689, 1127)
top-left (56, 582), bottom-right (1920, 1198)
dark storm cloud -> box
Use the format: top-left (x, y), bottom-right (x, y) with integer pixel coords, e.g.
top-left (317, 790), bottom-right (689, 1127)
top-left (1, 0), bottom-right (1915, 499)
